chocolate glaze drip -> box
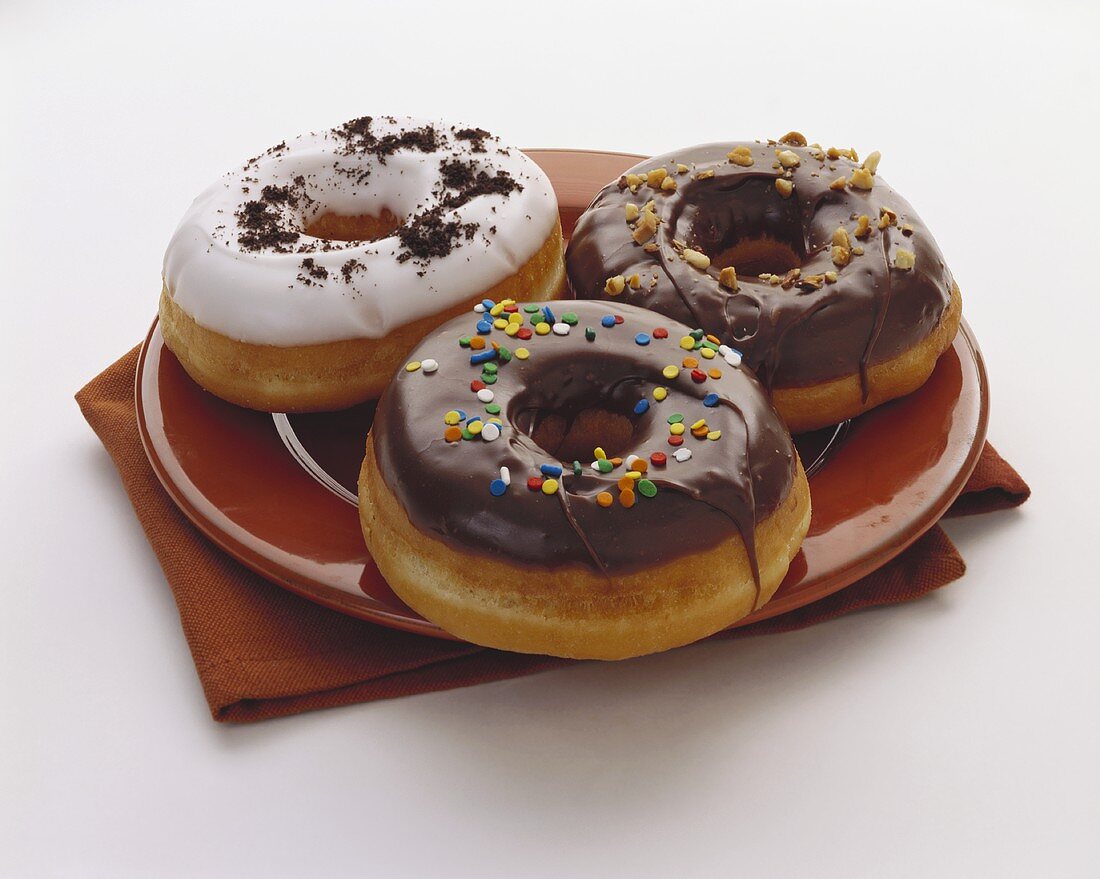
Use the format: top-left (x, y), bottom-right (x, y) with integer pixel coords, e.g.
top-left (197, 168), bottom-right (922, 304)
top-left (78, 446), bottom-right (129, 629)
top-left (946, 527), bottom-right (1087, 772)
top-left (370, 300), bottom-right (795, 578)
top-left (565, 142), bottom-right (954, 391)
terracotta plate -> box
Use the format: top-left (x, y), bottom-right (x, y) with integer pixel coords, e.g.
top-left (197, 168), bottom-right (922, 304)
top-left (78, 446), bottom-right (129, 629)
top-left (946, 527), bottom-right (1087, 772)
top-left (136, 149), bottom-right (989, 640)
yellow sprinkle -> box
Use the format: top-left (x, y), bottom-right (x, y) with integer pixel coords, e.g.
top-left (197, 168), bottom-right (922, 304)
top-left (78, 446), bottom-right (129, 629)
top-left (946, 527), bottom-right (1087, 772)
top-left (669, 423), bottom-right (686, 436)
top-left (508, 312), bottom-right (523, 324)
top-left (662, 365), bottom-right (680, 380)
top-left (653, 387), bottom-right (668, 401)
top-left (505, 323), bottom-right (520, 337)
top-left (502, 298), bottom-right (516, 306)
top-left (489, 303), bottom-right (505, 316)
top-left (594, 447), bottom-right (607, 460)
top-left (541, 478), bottom-right (559, 495)
top-left (515, 347), bottom-right (530, 359)
top-left (444, 410), bottom-right (461, 425)
top-left (700, 347), bottom-right (716, 360)
top-left (468, 420), bottom-right (483, 436)
top-left (707, 430), bottom-right (722, 441)
top-left (489, 417), bottom-right (503, 425)
top-left (691, 419), bottom-right (707, 430)
top-left (626, 470), bottom-right (641, 480)
top-left (679, 335), bottom-right (695, 350)
top-left (405, 361), bottom-right (421, 372)
top-left (535, 323), bottom-right (551, 335)
top-left (493, 318), bottom-right (508, 330)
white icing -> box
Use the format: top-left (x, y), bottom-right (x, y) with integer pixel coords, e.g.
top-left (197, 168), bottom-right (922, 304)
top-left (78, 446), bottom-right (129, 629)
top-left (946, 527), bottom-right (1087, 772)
top-left (163, 116), bottom-right (559, 346)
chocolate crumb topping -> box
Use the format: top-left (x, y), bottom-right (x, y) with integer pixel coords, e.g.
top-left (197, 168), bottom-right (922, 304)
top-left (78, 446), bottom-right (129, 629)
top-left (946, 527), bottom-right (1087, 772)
top-left (454, 126), bottom-right (492, 152)
top-left (396, 208), bottom-right (478, 263)
top-left (340, 258), bottom-right (366, 283)
top-left (334, 115), bottom-right (440, 161)
top-left (235, 199), bottom-right (300, 253)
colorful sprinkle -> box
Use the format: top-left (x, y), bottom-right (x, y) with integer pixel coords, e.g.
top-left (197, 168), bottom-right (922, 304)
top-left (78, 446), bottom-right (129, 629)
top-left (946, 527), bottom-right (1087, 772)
top-left (650, 452), bottom-right (668, 466)
top-left (517, 328), bottom-right (533, 340)
top-left (724, 348), bottom-right (743, 367)
top-left (682, 356), bottom-right (699, 368)
top-left (669, 422), bottom-right (685, 436)
top-left (541, 478), bottom-right (559, 496)
top-left (691, 369), bottom-right (707, 383)
top-left (476, 320), bottom-right (493, 335)
top-left (405, 361), bottom-right (421, 372)
top-left (662, 365), bottom-right (680, 380)
top-left (481, 422), bottom-right (501, 442)
top-left (542, 306), bottom-right (557, 324)
top-left (481, 299), bottom-right (495, 311)
top-left (635, 332), bottom-right (651, 346)
top-left (481, 362), bottom-right (498, 375)
top-left (596, 458), bottom-right (614, 473)
top-left (493, 318), bottom-right (508, 330)
top-left (489, 478), bottom-right (507, 496)
top-left (703, 393), bottom-right (720, 407)
top-left (562, 312), bottom-right (579, 325)
top-left (674, 448), bottom-right (693, 462)
top-left (668, 413), bottom-right (684, 424)
top-left (653, 387), bottom-right (668, 401)
top-left (470, 349), bottom-right (497, 365)
top-left (668, 435), bottom-right (684, 447)
top-left (637, 479), bottom-right (658, 498)
top-left (617, 475), bottom-right (636, 491)
top-left (444, 410), bottom-right (461, 425)
top-left (515, 347), bottom-right (530, 360)
top-left (708, 368), bottom-right (722, 379)
top-left (485, 403), bottom-right (501, 415)
top-left (467, 420), bottom-right (484, 436)
top-left (652, 327), bottom-right (669, 339)
top-left (633, 399), bottom-right (650, 415)
top-left (679, 335), bottom-right (695, 350)
top-left (500, 466), bottom-right (511, 486)
top-left (601, 315), bottom-right (616, 328)
top-left (469, 336), bottom-right (486, 350)
top-left (585, 327), bottom-right (596, 342)
top-left (527, 477), bottom-right (544, 491)
top-left (459, 337), bottom-right (472, 348)
top-left (614, 315), bottom-right (625, 324)
top-left (619, 488), bottom-right (636, 508)
top-left (707, 430), bottom-right (722, 441)
top-left (594, 447), bottom-right (607, 460)
top-left (540, 464), bottom-right (563, 478)
top-left (699, 347), bottom-right (716, 360)
top-left (523, 304), bottom-right (541, 313)
top-left (596, 491), bottom-right (614, 508)
top-left (552, 322), bottom-right (570, 335)
top-left (421, 358), bottom-right (439, 374)
top-left (444, 426), bottom-right (462, 442)
top-left (505, 323), bottom-right (520, 337)
top-left (629, 458), bottom-right (648, 473)
top-left (535, 322), bottom-right (552, 336)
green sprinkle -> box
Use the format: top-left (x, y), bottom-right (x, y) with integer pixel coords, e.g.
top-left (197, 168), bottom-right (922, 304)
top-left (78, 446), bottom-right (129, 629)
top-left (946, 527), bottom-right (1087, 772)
top-left (459, 337), bottom-right (472, 348)
top-left (482, 362), bottom-right (499, 375)
top-left (585, 327), bottom-right (596, 342)
top-left (461, 428), bottom-right (474, 440)
top-left (562, 312), bottom-right (579, 325)
top-left (481, 373), bottom-right (497, 385)
top-left (573, 460), bottom-right (582, 476)
top-left (485, 403), bottom-right (501, 415)
top-left (497, 347), bottom-right (512, 363)
top-left (701, 339), bottom-right (720, 351)
top-left (638, 479), bottom-right (658, 498)
top-left (690, 329), bottom-right (704, 340)
top-left (523, 304), bottom-right (541, 313)
top-left (668, 413), bottom-right (684, 424)
top-left (597, 459), bottom-right (614, 473)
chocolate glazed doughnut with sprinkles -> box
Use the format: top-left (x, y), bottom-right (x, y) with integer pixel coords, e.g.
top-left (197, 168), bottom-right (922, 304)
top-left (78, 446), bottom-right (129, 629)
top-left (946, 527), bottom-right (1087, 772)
top-left (358, 299), bottom-right (810, 660)
top-left (566, 134), bottom-right (962, 432)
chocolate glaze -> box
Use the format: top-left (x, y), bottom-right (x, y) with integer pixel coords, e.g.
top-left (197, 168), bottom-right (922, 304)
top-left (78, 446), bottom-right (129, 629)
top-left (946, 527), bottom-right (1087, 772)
top-left (566, 142), bottom-right (954, 391)
top-left (370, 301), bottom-right (796, 583)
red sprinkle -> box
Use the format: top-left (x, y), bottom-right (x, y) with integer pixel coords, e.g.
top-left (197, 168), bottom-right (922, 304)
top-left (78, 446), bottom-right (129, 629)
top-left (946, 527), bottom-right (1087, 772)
top-left (650, 451), bottom-right (668, 466)
top-left (614, 315), bottom-right (625, 324)
top-left (652, 327), bottom-right (668, 339)
top-left (527, 477), bottom-right (544, 492)
top-left (691, 369), bottom-right (707, 383)
top-left (504, 304), bottom-right (519, 313)
top-left (517, 328), bottom-right (533, 340)
top-left (668, 435), bottom-right (684, 447)
top-left (471, 380), bottom-right (486, 392)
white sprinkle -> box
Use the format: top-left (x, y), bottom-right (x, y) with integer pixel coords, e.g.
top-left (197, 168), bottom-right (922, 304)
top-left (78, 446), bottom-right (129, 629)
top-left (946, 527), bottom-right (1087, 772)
top-left (590, 461), bottom-right (601, 472)
top-left (718, 344), bottom-right (731, 357)
top-left (500, 466), bottom-right (511, 486)
top-left (673, 448), bottom-right (693, 463)
top-left (473, 303), bottom-right (486, 313)
top-left (421, 358), bottom-right (439, 374)
top-left (481, 422), bottom-right (501, 442)
top-left (552, 322), bottom-right (570, 335)
top-left (624, 454), bottom-right (640, 469)
top-left (476, 388), bottom-right (495, 403)
top-left (724, 348), bottom-right (743, 367)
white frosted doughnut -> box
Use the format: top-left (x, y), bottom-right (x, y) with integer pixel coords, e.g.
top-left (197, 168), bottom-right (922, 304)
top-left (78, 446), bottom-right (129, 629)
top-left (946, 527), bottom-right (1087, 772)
top-left (163, 116), bottom-right (559, 347)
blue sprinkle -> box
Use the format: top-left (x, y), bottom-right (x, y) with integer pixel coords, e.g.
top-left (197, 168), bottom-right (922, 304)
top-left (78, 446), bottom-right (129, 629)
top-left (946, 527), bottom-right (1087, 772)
top-left (476, 319), bottom-right (493, 334)
top-left (703, 393), bottom-right (720, 407)
top-left (466, 416), bottom-right (482, 425)
top-left (470, 349), bottom-right (498, 365)
top-left (489, 479), bottom-right (507, 497)
top-left (455, 409), bottom-right (467, 420)
top-left (481, 299), bottom-right (495, 310)
top-left (635, 333), bottom-right (651, 346)
top-left (542, 306), bottom-right (556, 324)
top-left (634, 399), bottom-right (650, 415)
top-left (540, 463), bottom-right (563, 478)
top-left (601, 315), bottom-right (616, 328)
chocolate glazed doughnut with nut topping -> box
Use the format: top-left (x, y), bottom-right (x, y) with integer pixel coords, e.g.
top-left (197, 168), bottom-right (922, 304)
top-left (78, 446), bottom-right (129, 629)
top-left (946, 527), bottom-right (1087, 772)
top-left (565, 134), bottom-right (962, 432)
top-left (358, 299), bottom-right (810, 660)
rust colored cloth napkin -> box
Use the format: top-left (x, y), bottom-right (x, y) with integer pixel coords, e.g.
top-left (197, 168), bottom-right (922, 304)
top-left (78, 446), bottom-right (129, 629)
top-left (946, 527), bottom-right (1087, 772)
top-left (77, 347), bottom-right (1030, 723)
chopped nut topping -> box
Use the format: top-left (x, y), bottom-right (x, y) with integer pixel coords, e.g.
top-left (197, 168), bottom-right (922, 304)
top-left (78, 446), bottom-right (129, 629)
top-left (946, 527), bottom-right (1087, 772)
top-left (775, 178), bottom-right (794, 198)
top-left (824, 270), bottom-right (839, 283)
top-left (625, 173), bottom-right (644, 192)
top-left (878, 206), bottom-right (898, 229)
top-left (695, 169), bottom-right (716, 180)
top-left (660, 175), bottom-right (678, 191)
top-left (854, 214), bottom-right (872, 238)
top-left (862, 150), bottom-right (881, 175)
top-left (718, 266), bottom-right (738, 290)
top-left (779, 268), bottom-right (802, 289)
top-left (727, 146), bottom-right (754, 167)
top-left (672, 238), bottom-right (687, 251)
top-left (778, 131), bottom-right (808, 147)
top-left (676, 163), bottom-right (690, 174)
top-left (632, 209), bottom-right (658, 244)
top-left (829, 176), bottom-right (848, 191)
top-left (799, 273), bottom-right (826, 290)
top-left (776, 149), bottom-right (801, 168)
top-left (832, 226), bottom-right (851, 248)
top-left (851, 246), bottom-right (864, 255)
top-left (646, 167), bottom-right (668, 187)
top-left (809, 148), bottom-right (825, 161)
top-left (894, 249), bottom-right (916, 270)
top-left (682, 248), bottom-right (711, 270)
top-left (901, 223), bottom-right (915, 236)
top-left (624, 203), bottom-right (640, 222)
top-left (849, 168), bottom-right (874, 190)
top-left (831, 245), bottom-right (851, 267)
top-left (605, 275), bottom-right (626, 295)
top-left (628, 273), bottom-right (641, 289)
top-left (643, 242), bottom-right (659, 253)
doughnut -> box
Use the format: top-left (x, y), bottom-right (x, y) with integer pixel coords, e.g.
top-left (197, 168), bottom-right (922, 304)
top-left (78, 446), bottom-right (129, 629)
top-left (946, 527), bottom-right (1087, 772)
top-left (161, 116), bottom-right (565, 412)
top-left (566, 136), bottom-right (961, 432)
top-left (358, 299), bottom-right (810, 660)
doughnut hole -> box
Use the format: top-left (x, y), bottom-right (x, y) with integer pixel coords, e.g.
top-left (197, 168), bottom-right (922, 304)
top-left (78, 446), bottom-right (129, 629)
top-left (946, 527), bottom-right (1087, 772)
top-left (304, 209), bottom-right (403, 242)
top-left (528, 408), bottom-right (636, 462)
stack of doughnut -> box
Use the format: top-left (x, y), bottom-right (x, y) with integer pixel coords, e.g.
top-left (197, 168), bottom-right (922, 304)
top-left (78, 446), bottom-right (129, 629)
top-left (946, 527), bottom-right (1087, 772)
top-left (566, 134), bottom-right (961, 432)
top-left (161, 115), bottom-right (565, 412)
top-left (160, 123), bottom-right (961, 659)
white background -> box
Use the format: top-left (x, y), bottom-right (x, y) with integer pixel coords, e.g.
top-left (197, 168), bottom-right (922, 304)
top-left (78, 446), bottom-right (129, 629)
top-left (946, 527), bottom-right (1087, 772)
top-left (2, 1), bottom-right (1098, 876)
